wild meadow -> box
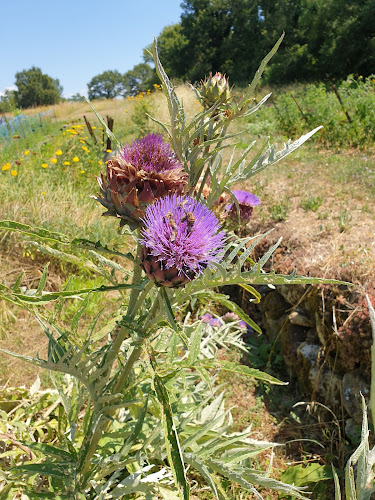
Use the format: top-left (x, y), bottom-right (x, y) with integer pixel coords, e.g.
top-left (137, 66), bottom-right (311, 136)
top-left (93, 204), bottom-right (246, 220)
top-left (0, 43), bottom-right (375, 499)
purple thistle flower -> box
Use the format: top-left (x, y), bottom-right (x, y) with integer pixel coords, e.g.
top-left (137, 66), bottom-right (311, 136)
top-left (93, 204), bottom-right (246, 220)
top-left (226, 190), bottom-right (260, 222)
top-left (93, 134), bottom-right (187, 230)
top-left (209, 318), bottom-right (223, 328)
top-left (238, 320), bottom-right (249, 329)
top-left (140, 195), bottom-right (226, 287)
top-left (200, 313), bottom-right (213, 323)
top-left (222, 312), bottom-right (240, 322)
top-left (120, 134), bottom-right (182, 173)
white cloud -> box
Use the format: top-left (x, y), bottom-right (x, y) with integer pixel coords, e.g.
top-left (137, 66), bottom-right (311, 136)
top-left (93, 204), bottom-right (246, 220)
top-left (0, 85), bottom-right (16, 97)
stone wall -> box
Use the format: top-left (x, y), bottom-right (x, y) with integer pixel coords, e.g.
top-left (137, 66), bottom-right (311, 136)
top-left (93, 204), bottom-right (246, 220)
top-left (247, 283), bottom-right (372, 430)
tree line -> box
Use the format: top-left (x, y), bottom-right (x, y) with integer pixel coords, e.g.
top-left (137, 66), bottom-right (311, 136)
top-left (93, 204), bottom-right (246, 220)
top-left (2, 0), bottom-right (374, 110)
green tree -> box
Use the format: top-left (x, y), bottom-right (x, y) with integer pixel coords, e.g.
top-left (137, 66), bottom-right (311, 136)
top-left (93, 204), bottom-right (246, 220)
top-left (153, 1), bottom-right (263, 85)
top-left (87, 70), bottom-right (125, 99)
top-left (69, 92), bottom-right (86, 102)
top-left (152, 24), bottom-right (189, 79)
top-left (0, 89), bottom-right (17, 113)
top-left (259, 0), bottom-right (375, 83)
top-left (14, 67), bottom-right (62, 109)
top-left (123, 63), bottom-right (155, 96)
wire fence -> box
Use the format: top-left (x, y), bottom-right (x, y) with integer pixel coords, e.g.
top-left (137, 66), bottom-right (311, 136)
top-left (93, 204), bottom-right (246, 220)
top-left (0, 109), bottom-right (56, 143)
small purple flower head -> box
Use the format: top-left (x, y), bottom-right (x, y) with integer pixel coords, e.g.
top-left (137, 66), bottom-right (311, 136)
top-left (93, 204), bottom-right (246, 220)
top-left (200, 313), bottom-right (212, 323)
top-left (238, 320), bottom-right (249, 330)
top-left (140, 195), bottom-right (226, 287)
top-left (222, 312), bottom-right (240, 322)
top-left (226, 190), bottom-right (260, 223)
top-left (209, 317), bottom-right (223, 328)
top-left (120, 134), bottom-right (181, 173)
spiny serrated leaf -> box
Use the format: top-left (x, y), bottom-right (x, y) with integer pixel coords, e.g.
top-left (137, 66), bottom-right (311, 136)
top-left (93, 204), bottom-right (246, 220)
top-left (20, 442), bottom-right (76, 463)
top-left (12, 461), bottom-right (74, 478)
top-left (0, 220), bottom-right (133, 261)
top-left (71, 293), bottom-right (91, 332)
top-left (205, 292), bottom-right (261, 334)
top-left (8, 281), bottom-right (145, 304)
top-left (217, 360), bottom-right (287, 385)
top-left (154, 374), bottom-right (190, 500)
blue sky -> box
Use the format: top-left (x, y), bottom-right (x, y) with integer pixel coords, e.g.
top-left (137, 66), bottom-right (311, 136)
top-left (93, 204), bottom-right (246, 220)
top-left (0, 0), bottom-right (183, 98)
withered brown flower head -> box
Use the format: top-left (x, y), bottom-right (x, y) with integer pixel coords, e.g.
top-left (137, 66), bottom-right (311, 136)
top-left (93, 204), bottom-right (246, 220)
top-left (93, 134), bottom-right (187, 230)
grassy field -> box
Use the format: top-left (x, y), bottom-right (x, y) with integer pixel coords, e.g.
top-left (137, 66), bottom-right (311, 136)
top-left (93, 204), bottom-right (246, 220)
top-left (1, 84), bottom-right (374, 498)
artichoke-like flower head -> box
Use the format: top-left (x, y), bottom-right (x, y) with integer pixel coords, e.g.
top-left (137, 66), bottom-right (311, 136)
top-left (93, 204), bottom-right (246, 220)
top-left (140, 195), bottom-right (225, 288)
top-left (198, 72), bottom-right (231, 110)
top-left (94, 134), bottom-right (187, 230)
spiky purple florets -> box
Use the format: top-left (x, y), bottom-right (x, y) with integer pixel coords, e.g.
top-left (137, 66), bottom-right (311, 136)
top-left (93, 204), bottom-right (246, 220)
top-left (140, 195), bottom-right (225, 282)
top-left (200, 313), bottom-right (212, 323)
top-left (120, 134), bottom-right (182, 173)
top-left (233, 190), bottom-right (260, 207)
top-left (227, 190), bottom-right (260, 222)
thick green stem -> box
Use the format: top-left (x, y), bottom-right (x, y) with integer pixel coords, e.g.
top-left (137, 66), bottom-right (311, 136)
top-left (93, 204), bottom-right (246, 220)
top-left (80, 233), bottom-right (144, 476)
top-left (113, 288), bottom-right (162, 393)
top-left (80, 285), bottom-right (161, 476)
top-left (126, 233), bottom-right (143, 319)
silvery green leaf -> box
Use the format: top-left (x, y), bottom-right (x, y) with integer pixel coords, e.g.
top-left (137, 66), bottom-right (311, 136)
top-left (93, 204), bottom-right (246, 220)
top-left (154, 374), bottom-right (190, 500)
top-left (85, 98), bottom-right (122, 150)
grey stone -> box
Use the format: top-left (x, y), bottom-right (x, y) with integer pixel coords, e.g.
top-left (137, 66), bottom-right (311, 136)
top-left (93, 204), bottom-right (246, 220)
top-left (342, 369), bottom-right (370, 423)
top-left (289, 308), bottom-right (313, 327)
top-left (278, 284), bottom-right (308, 306)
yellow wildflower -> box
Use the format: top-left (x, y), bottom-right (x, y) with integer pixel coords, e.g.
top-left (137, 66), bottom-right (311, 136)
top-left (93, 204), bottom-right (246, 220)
top-left (55, 150), bottom-right (63, 156)
top-left (98, 160), bottom-right (103, 165)
top-left (10, 170), bottom-right (18, 176)
top-left (42, 163), bottom-right (48, 168)
top-left (80, 170), bottom-right (85, 174)
top-left (24, 150), bottom-right (30, 155)
top-left (92, 126), bottom-right (96, 129)
top-left (51, 158), bottom-right (57, 164)
top-left (82, 146), bottom-right (89, 152)
top-left (42, 192), bottom-right (46, 195)
top-left (106, 149), bottom-right (112, 153)
top-left (2, 163), bottom-right (11, 171)
top-left (72, 156), bottom-right (79, 162)
top-left (63, 161), bottom-right (70, 166)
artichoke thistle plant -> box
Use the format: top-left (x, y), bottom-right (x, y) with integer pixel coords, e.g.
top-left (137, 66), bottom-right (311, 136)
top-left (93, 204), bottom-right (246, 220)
top-left (0, 35), bottom-right (344, 499)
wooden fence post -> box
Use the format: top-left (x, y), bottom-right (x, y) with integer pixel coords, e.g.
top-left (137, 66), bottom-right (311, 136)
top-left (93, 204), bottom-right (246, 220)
top-left (291, 93), bottom-right (309, 124)
top-left (332, 84), bottom-right (352, 124)
top-left (83, 115), bottom-right (97, 144)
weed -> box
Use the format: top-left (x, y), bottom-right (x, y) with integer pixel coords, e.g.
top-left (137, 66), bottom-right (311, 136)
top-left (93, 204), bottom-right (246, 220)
top-left (336, 208), bottom-right (353, 232)
top-left (300, 196), bottom-right (323, 212)
top-left (317, 210), bottom-right (329, 220)
top-left (267, 198), bottom-right (290, 221)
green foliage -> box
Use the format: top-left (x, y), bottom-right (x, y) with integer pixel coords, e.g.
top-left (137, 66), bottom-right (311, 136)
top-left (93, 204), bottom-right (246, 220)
top-left (261, 0), bottom-right (375, 83)
top-left (14, 67), bottom-right (62, 109)
top-left (87, 70), bottom-right (125, 100)
top-left (281, 463), bottom-right (334, 487)
top-left (142, 0), bottom-right (375, 86)
top-left (123, 63), bottom-right (155, 96)
top-left (0, 37), bottom-right (351, 499)
top-left (269, 75), bottom-right (375, 148)
top-left (268, 197), bottom-right (290, 221)
top-left (300, 196), bottom-right (323, 212)
top-left (0, 89), bottom-right (17, 113)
